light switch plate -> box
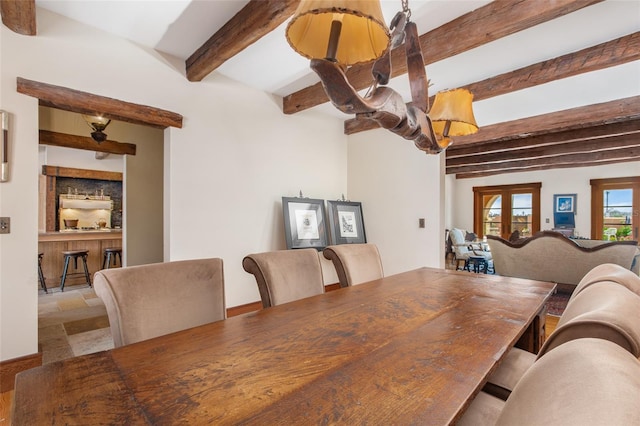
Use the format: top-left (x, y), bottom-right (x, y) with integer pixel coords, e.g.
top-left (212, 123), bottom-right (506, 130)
top-left (0, 217), bottom-right (10, 234)
top-left (419, 218), bottom-right (425, 228)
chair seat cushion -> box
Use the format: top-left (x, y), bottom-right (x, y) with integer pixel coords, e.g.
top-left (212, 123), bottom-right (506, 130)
top-left (457, 391), bottom-right (504, 426)
top-left (486, 347), bottom-right (536, 393)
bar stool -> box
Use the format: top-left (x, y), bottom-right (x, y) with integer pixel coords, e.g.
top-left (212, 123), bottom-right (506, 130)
top-left (102, 248), bottom-right (122, 269)
top-left (60, 249), bottom-right (92, 291)
top-left (38, 252), bottom-right (48, 293)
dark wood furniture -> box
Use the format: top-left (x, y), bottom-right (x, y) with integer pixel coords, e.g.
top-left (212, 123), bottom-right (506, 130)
top-left (467, 255), bottom-right (488, 273)
top-left (37, 252), bottom-right (47, 293)
top-left (13, 267), bottom-right (555, 425)
top-left (59, 249), bottom-right (91, 291)
top-left (102, 247), bottom-right (122, 269)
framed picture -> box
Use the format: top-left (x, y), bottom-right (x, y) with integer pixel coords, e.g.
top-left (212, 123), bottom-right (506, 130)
top-left (554, 194), bottom-right (576, 213)
top-left (326, 200), bottom-right (367, 245)
top-left (282, 197), bottom-right (328, 250)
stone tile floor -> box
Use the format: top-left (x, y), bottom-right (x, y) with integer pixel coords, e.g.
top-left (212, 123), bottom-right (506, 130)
top-left (38, 285), bottom-right (114, 364)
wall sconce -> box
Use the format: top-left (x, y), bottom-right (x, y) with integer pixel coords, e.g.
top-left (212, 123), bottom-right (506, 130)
top-left (1, 110), bottom-right (9, 182)
top-left (82, 114), bottom-right (111, 143)
top-left (285, 0), bottom-right (478, 154)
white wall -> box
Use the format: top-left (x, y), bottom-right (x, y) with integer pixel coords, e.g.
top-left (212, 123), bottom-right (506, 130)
top-left (448, 161), bottom-right (640, 238)
top-left (0, 26), bottom-right (41, 362)
top-left (348, 129), bottom-right (445, 275)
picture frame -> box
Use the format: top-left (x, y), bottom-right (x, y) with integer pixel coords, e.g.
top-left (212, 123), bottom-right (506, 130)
top-left (554, 194), bottom-right (576, 214)
top-left (326, 200), bottom-right (367, 245)
top-left (282, 197), bottom-right (328, 250)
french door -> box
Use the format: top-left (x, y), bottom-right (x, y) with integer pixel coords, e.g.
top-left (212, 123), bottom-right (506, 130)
top-left (590, 177), bottom-right (640, 240)
top-left (473, 183), bottom-right (541, 239)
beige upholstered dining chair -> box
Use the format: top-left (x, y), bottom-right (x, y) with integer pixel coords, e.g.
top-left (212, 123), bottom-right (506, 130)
top-left (571, 262), bottom-right (640, 299)
top-left (94, 258), bottom-right (226, 348)
top-left (459, 338), bottom-right (640, 426)
top-left (322, 243), bottom-right (384, 288)
top-left (242, 248), bottom-right (325, 308)
top-left (485, 280), bottom-right (640, 399)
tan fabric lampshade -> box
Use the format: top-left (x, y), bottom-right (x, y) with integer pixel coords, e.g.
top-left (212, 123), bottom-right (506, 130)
top-left (285, 0), bottom-right (390, 66)
top-left (429, 88), bottom-right (479, 137)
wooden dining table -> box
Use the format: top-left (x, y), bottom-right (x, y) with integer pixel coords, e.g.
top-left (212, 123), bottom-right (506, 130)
top-left (13, 267), bottom-right (555, 425)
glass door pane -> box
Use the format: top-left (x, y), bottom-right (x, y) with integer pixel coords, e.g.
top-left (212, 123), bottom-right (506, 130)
top-left (511, 193), bottom-right (533, 237)
top-left (602, 189), bottom-right (633, 240)
top-left (482, 195), bottom-right (501, 236)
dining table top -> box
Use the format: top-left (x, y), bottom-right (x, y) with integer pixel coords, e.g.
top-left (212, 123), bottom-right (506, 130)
top-left (13, 267), bottom-right (555, 425)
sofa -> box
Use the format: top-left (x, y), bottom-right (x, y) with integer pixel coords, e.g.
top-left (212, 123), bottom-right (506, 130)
top-left (487, 231), bottom-right (639, 293)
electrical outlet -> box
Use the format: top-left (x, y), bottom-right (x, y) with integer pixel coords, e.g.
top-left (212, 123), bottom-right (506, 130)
top-left (419, 218), bottom-right (425, 228)
top-left (545, 218), bottom-right (550, 223)
top-left (0, 217), bottom-right (9, 234)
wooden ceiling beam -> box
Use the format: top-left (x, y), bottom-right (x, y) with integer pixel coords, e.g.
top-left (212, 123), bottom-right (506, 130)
top-left (446, 120), bottom-right (640, 160)
top-left (454, 156), bottom-right (640, 179)
top-left (463, 31), bottom-right (639, 103)
top-left (42, 165), bottom-right (123, 181)
top-left (345, 32), bottom-right (640, 135)
top-left (1, 0), bottom-right (36, 35)
top-left (447, 133), bottom-right (640, 167)
top-left (17, 77), bottom-right (183, 129)
top-left (39, 130), bottom-right (137, 156)
top-left (186, 0), bottom-right (299, 82)
top-left (452, 96), bottom-right (640, 147)
top-left (447, 143), bottom-right (640, 175)
top-left (283, 0), bottom-right (601, 114)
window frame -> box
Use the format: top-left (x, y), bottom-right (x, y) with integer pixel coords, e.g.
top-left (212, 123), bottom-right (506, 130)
top-left (590, 176), bottom-right (640, 240)
top-left (473, 182), bottom-right (541, 239)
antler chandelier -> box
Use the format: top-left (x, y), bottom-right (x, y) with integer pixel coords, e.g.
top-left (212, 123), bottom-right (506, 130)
top-left (286, 0), bottom-right (478, 154)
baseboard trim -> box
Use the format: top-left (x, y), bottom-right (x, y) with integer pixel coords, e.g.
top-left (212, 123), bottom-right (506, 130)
top-left (0, 352), bottom-right (42, 393)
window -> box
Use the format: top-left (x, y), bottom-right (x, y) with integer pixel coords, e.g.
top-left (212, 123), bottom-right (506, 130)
top-left (590, 177), bottom-right (640, 240)
top-left (473, 183), bottom-right (541, 239)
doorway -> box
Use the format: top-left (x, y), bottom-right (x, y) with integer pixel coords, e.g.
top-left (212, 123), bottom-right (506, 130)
top-left (38, 106), bottom-right (164, 268)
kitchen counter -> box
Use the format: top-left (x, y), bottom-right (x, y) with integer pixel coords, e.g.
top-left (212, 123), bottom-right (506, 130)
top-left (38, 231), bottom-right (122, 290)
top-left (39, 229), bottom-right (122, 242)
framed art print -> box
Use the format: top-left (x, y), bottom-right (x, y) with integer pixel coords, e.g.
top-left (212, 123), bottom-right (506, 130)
top-left (554, 194), bottom-right (576, 213)
top-left (282, 197), bottom-right (328, 250)
top-left (327, 200), bottom-right (367, 245)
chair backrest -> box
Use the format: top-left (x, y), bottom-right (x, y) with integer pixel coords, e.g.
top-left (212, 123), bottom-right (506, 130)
top-left (94, 258), bottom-right (225, 348)
top-left (496, 338), bottom-right (640, 426)
top-left (449, 228), bottom-right (474, 258)
top-left (449, 228), bottom-right (467, 246)
top-left (242, 249), bottom-right (324, 308)
top-left (323, 244), bottom-right (384, 288)
top-left (538, 282), bottom-right (640, 358)
top-left (571, 262), bottom-right (640, 300)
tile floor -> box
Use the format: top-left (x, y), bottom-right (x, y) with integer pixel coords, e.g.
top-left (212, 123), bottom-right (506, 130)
top-left (38, 285), bottom-right (114, 364)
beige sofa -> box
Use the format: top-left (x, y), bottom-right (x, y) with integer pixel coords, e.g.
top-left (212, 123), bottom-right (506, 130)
top-left (488, 231), bottom-right (639, 293)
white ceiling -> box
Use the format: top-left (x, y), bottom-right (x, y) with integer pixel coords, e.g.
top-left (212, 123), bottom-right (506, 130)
top-left (35, 0), bottom-right (640, 125)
